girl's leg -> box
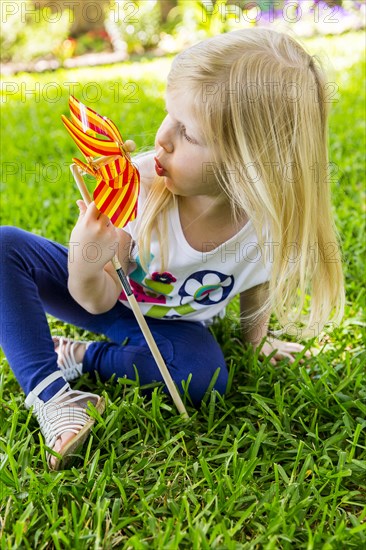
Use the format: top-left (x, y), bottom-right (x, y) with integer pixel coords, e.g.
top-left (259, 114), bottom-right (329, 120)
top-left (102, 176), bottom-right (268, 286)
top-left (84, 317), bottom-right (229, 408)
top-left (0, 226), bottom-right (126, 401)
top-left (0, 226), bottom-right (228, 409)
top-left (0, 226), bottom-right (227, 469)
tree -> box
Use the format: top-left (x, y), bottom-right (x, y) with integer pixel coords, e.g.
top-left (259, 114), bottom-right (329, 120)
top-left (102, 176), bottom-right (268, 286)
top-left (33, 0), bottom-right (110, 36)
top-left (159, 0), bottom-right (177, 23)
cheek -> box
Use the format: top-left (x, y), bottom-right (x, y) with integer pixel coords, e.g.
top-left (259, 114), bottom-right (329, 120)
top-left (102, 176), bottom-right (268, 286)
top-left (180, 150), bottom-right (203, 170)
top-left (176, 157), bottom-right (203, 183)
top-left (191, 155), bottom-right (213, 183)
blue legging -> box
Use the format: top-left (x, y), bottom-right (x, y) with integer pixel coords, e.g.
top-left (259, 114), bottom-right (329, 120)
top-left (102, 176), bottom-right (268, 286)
top-left (0, 226), bottom-right (228, 407)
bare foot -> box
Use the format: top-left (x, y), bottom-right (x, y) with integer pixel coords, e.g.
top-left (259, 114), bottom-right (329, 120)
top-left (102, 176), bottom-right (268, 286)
top-left (49, 431), bottom-right (78, 469)
top-left (52, 337), bottom-right (86, 365)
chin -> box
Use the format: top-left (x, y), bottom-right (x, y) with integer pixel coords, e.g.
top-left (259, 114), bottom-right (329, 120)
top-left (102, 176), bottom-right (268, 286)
top-left (164, 176), bottom-right (174, 189)
top-left (164, 179), bottom-right (181, 195)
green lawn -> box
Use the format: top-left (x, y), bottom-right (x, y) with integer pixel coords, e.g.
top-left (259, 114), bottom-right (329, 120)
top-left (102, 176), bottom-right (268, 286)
top-left (0, 32), bottom-right (365, 549)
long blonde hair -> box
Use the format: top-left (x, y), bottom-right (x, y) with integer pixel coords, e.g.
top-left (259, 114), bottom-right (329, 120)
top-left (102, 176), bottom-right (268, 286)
top-left (136, 28), bottom-right (344, 337)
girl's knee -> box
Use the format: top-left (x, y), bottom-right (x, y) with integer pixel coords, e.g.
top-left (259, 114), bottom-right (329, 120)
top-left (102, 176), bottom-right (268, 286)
top-left (159, 327), bottom-right (229, 407)
top-left (0, 226), bottom-right (28, 256)
top-left (175, 354), bottom-right (229, 408)
top-left (194, 362), bottom-right (228, 405)
top-left (0, 227), bottom-right (49, 267)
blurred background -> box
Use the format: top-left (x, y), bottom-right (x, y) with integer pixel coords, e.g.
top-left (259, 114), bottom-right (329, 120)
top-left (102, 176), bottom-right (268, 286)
top-left (0, 0), bottom-right (364, 243)
top-left (1, 0), bottom-right (365, 73)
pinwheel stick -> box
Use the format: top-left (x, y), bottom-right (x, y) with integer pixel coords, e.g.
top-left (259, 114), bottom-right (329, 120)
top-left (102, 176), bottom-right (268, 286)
top-left (70, 162), bottom-right (189, 420)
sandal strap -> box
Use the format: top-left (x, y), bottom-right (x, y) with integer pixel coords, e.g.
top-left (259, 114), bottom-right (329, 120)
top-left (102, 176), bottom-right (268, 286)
top-left (25, 371), bottom-right (69, 409)
top-left (39, 394), bottom-right (92, 448)
top-left (56, 337), bottom-right (90, 381)
top-left (28, 385), bottom-right (101, 450)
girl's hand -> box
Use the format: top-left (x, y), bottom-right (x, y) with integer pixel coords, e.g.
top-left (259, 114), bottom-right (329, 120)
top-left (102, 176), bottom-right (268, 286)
top-left (258, 337), bottom-right (315, 365)
top-left (69, 201), bottom-right (120, 274)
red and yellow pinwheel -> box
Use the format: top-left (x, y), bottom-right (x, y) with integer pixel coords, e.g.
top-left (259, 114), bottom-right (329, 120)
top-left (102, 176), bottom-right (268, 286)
top-left (61, 95), bottom-right (140, 228)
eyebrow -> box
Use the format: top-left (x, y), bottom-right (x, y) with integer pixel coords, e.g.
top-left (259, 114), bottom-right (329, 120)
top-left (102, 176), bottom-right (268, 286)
top-left (164, 103), bottom-right (194, 132)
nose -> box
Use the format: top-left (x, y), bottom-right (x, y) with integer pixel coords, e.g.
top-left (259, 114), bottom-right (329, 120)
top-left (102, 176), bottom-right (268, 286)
top-left (156, 116), bottom-right (174, 153)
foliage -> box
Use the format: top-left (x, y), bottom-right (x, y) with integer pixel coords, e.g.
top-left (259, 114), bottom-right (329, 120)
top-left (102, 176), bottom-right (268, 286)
top-left (0, 0), bottom-right (72, 63)
top-left (0, 32), bottom-right (365, 548)
top-left (107, 0), bottom-right (162, 55)
top-left (108, 0), bottom-right (366, 56)
top-left (1, 1), bottom-right (365, 66)
top-left (73, 30), bottom-right (113, 57)
top-left (255, 0), bottom-right (366, 38)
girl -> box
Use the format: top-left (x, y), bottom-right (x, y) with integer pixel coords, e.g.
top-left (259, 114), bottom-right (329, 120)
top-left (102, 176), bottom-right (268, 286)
top-left (0, 28), bottom-right (344, 470)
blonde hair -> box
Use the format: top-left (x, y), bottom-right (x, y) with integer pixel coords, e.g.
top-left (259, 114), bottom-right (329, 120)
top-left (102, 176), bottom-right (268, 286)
top-left (136, 28), bottom-right (345, 337)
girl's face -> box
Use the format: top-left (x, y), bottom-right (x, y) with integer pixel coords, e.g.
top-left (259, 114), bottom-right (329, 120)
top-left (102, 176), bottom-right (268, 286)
top-left (154, 89), bottom-right (221, 198)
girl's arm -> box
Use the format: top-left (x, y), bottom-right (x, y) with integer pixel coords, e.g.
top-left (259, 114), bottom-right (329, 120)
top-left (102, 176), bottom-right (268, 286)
top-left (240, 283), bottom-right (312, 364)
top-left (68, 201), bottom-right (132, 314)
top-left (68, 153), bottom-right (155, 314)
top-left (68, 154), bottom-right (156, 314)
top-left (240, 283), bottom-right (270, 348)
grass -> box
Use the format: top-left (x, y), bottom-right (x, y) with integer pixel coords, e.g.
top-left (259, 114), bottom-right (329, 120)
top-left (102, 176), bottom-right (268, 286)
top-left (0, 31), bottom-right (365, 548)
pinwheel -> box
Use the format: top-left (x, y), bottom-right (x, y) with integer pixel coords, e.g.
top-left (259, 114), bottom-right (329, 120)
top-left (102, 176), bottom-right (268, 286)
top-left (61, 95), bottom-right (139, 228)
top-left (62, 96), bottom-right (188, 419)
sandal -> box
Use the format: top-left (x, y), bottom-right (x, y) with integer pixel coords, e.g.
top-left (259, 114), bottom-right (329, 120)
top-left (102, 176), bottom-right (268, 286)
top-left (52, 336), bottom-right (92, 381)
top-left (25, 371), bottom-right (105, 470)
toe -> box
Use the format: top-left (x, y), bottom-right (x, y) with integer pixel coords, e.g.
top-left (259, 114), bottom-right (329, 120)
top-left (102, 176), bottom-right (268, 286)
top-left (49, 430), bottom-right (78, 469)
top-left (52, 336), bottom-right (60, 349)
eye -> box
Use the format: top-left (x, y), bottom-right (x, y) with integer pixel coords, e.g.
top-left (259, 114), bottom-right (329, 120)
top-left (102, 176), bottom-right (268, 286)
top-left (180, 125), bottom-right (195, 144)
top-left (163, 107), bottom-right (197, 144)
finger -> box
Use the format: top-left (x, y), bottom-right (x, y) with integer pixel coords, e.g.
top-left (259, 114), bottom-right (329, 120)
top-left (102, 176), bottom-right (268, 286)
top-left (275, 351), bottom-right (294, 363)
top-left (292, 347), bottom-right (317, 359)
top-left (289, 349), bottom-right (309, 359)
top-left (293, 347), bottom-right (313, 360)
top-left (282, 342), bottom-right (304, 352)
top-left (283, 344), bottom-right (315, 361)
top-left (87, 202), bottom-right (102, 218)
top-left (273, 350), bottom-right (295, 364)
top-left (76, 200), bottom-right (87, 216)
top-left (275, 351), bottom-right (304, 363)
top-left (284, 343), bottom-right (319, 358)
top-left (84, 202), bottom-right (110, 225)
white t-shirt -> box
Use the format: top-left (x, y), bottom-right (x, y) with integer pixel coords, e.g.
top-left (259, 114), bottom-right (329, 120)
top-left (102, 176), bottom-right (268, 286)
top-left (119, 194), bottom-right (272, 326)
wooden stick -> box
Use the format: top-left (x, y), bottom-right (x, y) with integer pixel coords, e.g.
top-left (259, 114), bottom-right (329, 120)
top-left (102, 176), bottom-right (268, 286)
top-left (70, 164), bottom-right (189, 419)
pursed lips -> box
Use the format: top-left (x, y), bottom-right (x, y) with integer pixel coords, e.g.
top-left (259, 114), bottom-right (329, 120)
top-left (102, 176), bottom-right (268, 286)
top-left (154, 157), bottom-right (167, 176)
